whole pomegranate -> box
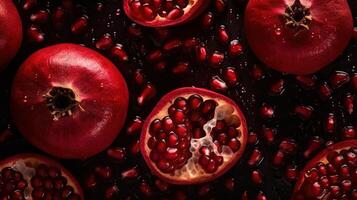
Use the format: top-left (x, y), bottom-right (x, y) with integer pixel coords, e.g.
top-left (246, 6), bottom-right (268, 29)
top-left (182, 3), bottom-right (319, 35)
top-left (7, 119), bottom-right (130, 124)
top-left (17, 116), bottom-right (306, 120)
top-left (244, 0), bottom-right (353, 74)
top-left (11, 44), bottom-right (129, 159)
top-left (0, 0), bottom-right (22, 70)
top-left (140, 87), bottom-right (248, 184)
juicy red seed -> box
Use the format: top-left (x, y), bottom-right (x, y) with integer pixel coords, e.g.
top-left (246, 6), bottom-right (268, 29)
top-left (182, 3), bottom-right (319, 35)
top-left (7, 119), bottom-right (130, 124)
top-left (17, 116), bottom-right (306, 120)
top-left (71, 15), bottom-right (89, 35)
top-left (248, 132), bottom-right (258, 145)
top-left (227, 127), bottom-right (239, 138)
top-left (31, 176), bottom-right (43, 188)
top-left (23, 0), bottom-right (37, 11)
top-left (201, 100), bottom-right (218, 114)
top-left (339, 164), bottom-right (350, 178)
top-left (325, 113), bottom-right (336, 133)
top-left (30, 9), bottom-right (49, 24)
top-left (171, 62), bottom-right (189, 74)
top-left (341, 180), bottom-right (352, 192)
top-left (139, 181), bottom-right (153, 197)
top-left (163, 39), bottom-right (182, 52)
top-left (150, 119), bottom-right (162, 135)
top-left (121, 166), bottom-right (140, 179)
top-left (95, 34), bottom-right (113, 50)
top-left (214, 0), bottom-right (226, 12)
top-left (171, 109), bottom-right (185, 123)
top-left (343, 93), bottom-right (355, 114)
top-left (156, 140), bottom-right (167, 152)
top-left (311, 182), bottom-right (322, 197)
top-left (209, 51), bottom-right (224, 67)
top-left (201, 12), bottom-right (214, 29)
top-left (157, 160), bottom-right (171, 170)
top-left (228, 40), bottom-right (243, 57)
top-left (27, 25), bottom-right (45, 43)
top-left (162, 117), bottom-right (174, 132)
top-left (167, 8), bottom-right (184, 20)
top-left (134, 69), bottom-right (146, 87)
top-left (84, 174), bottom-right (97, 189)
top-left (256, 191), bottom-right (267, 200)
top-left (188, 95), bottom-right (203, 110)
top-left (228, 138), bottom-right (241, 152)
top-left (107, 147), bottom-right (126, 161)
top-left (95, 166), bottom-right (112, 179)
top-left (142, 4), bottom-right (157, 20)
top-left (104, 185), bottom-right (119, 199)
top-left (126, 116), bottom-right (143, 136)
top-left (272, 150), bottom-right (285, 167)
top-left (269, 79), bottom-right (285, 95)
top-left (217, 25), bottom-right (229, 44)
top-left (260, 104), bottom-right (274, 119)
top-left (330, 71), bottom-right (350, 89)
top-left (196, 46), bottom-right (207, 62)
top-left (32, 188), bottom-right (45, 199)
top-left (54, 176), bottom-right (67, 190)
top-left (193, 128), bottom-right (205, 138)
top-left (205, 159), bottom-right (218, 173)
top-left (342, 126), bottom-right (356, 139)
top-left (295, 105), bottom-right (313, 120)
top-left (111, 44), bottom-right (129, 62)
top-left (248, 148), bottom-right (263, 166)
top-left (262, 128), bottom-right (275, 144)
top-left (137, 84), bottom-right (156, 106)
top-left (251, 170), bottom-right (263, 185)
top-left (167, 133), bottom-right (179, 147)
top-left (295, 75), bottom-right (317, 89)
top-left (154, 61), bottom-right (167, 71)
top-left (223, 67), bottom-right (239, 86)
top-left (146, 50), bottom-right (163, 62)
top-left (155, 179), bottom-right (169, 191)
top-left (285, 165), bottom-right (298, 181)
top-left (279, 138), bottom-right (297, 155)
top-left (303, 136), bottom-right (323, 158)
top-left (318, 82), bottom-right (332, 100)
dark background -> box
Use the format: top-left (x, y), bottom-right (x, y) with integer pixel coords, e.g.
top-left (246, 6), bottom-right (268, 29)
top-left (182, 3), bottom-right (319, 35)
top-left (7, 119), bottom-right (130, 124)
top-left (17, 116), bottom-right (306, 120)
top-left (0, 0), bottom-right (356, 199)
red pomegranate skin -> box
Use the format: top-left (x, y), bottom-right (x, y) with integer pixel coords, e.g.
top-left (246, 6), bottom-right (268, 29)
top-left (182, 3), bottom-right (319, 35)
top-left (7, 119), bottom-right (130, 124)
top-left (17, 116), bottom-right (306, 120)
top-left (123, 0), bottom-right (209, 27)
top-left (0, 0), bottom-right (22, 70)
top-left (11, 44), bottom-right (129, 159)
top-left (244, 0), bottom-right (353, 75)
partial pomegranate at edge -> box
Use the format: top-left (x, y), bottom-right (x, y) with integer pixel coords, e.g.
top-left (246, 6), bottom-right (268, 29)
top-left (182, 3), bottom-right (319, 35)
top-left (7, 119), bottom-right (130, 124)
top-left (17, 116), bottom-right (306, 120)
top-left (140, 87), bottom-right (248, 184)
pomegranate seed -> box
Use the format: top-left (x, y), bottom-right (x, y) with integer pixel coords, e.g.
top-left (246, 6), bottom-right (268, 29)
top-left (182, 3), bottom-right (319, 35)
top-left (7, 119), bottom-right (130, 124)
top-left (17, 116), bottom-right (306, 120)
top-left (303, 136), bottom-right (323, 158)
top-left (269, 79), bottom-right (285, 95)
top-left (209, 51), bottom-right (224, 67)
top-left (137, 84), bottom-right (156, 106)
top-left (127, 23), bottom-right (142, 38)
top-left (196, 46), bottom-right (207, 62)
top-left (223, 67), bottom-right (239, 86)
top-left (325, 113), bottom-right (336, 133)
top-left (311, 182), bottom-right (322, 197)
top-left (163, 39), bottom-right (182, 52)
top-left (295, 75), bottom-right (317, 89)
top-left (171, 61), bottom-right (189, 74)
top-left (228, 40), bottom-right (243, 57)
top-left (95, 34), bottom-right (113, 50)
top-left (217, 25), bottom-right (229, 44)
top-left (95, 166), bottom-right (112, 179)
top-left (251, 64), bottom-right (265, 80)
top-left (121, 166), bottom-right (139, 179)
top-left (285, 165), bottom-right (298, 181)
top-left (262, 128), bottom-right (275, 144)
top-left (341, 126), bottom-right (355, 139)
top-left (27, 25), bottom-right (45, 43)
top-left (248, 148), bottom-right (263, 166)
top-left (251, 170), bottom-right (263, 185)
top-left (330, 71), bottom-right (350, 89)
top-left (318, 82), bottom-right (332, 100)
top-left (155, 179), bottom-right (169, 191)
top-left (256, 191), bottom-right (267, 200)
top-left (214, 0), bottom-right (226, 12)
top-left (23, 0), bottom-right (37, 11)
top-left (134, 69), bottom-right (146, 86)
top-left (110, 44), bottom-right (129, 62)
top-left (105, 184), bottom-right (119, 199)
top-left (126, 116), bottom-right (143, 135)
top-left (167, 8), bottom-right (184, 20)
top-left (343, 93), bottom-right (355, 114)
top-left (139, 180), bottom-right (153, 197)
top-left (107, 147), bottom-right (126, 161)
top-left (85, 174), bottom-right (98, 189)
top-left (352, 73), bottom-right (357, 91)
top-left (248, 132), bottom-right (259, 145)
top-left (279, 138), bottom-right (297, 155)
top-left (210, 75), bottom-right (228, 91)
top-left (146, 49), bottom-right (163, 63)
top-left (183, 37), bottom-right (198, 50)
top-left (201, 12), bottom-right (214, 29)
top-left (71, 15), bottom-right (89, 35)
top-left (272, 150), bottom-right (285, 167)
top-left (30, 9), bottom-right (49, 24)
top-left (130, 139), bottom-right (141, 155)
top-left (242, 191), bottom-right (249, 200)
top-left (295, 105), bottom-right (313, 120)
top-left (52, 7), bottom-right (65, 30)
top-left (228, 138), bottom-right (241, 152)
top-left (260, 104), bottom-right (275, 119)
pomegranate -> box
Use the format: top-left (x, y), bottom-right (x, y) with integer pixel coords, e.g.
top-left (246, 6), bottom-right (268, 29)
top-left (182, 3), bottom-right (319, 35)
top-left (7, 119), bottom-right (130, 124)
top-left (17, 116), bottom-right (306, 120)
top-left (140, 87), bottom-right (248, 184)
top-left (244, 0), bottom-right (353, 74)
top-left (0, 0), bottom-right (22, 70)
top-left (292, 140), bottom-right (357, 199)
top-left (123, 0), bottom-right (208, 27)
top-left (0, 153), bottom-right (83, 199)
top-left (11, 44), bottom-right (129, 159)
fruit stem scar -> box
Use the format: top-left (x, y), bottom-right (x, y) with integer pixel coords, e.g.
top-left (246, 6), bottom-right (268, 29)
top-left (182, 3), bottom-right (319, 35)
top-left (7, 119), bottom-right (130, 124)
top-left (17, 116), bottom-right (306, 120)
top-left (43, 86), bottom-right (84, 120)
top-left (284, 0), bottom-right (312, 32)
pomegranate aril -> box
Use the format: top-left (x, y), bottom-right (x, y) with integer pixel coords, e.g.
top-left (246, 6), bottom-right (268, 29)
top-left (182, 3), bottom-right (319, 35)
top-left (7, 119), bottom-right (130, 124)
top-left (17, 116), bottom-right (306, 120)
top-left (217, 25), bottom-right (229, 44)
top-left (311, 182), bottom-right (322, 197)
top-left (167, 7), bottom-right (184, 20)
top-left (104, 184), bottom-right (119, 200)
top-left (142, 4), bottom-right (157, 20)
top-left (223, 67), bottom-right (239, 86)
top-left (248, 148), bottom-right (263, 166)
top-left (272, 150), bottom-right (285, 167)
top-left (201, 100), bottom-right (217, 114)
top-left (137, 84), bottom-right (156, 106)
top-left (23, 0), bottom-right (37, 11)
top-left (171, 62), bottom-right (189, 74)
top-left (325, 113), bottom-right (336, 133)
top-left (111, 44), bottom-right (129, 62)
top-left (95, 166), bottom-right (112, 179)
top-left (32, 188), bottom-right (45, 199)
top-left (209, 51), bottom-right (224, 67)
top-left (228, 40), bottom-right (243, 57)
top-left (196, 46), bottom-right (207, 62)
top-left (330, 71), bottom-right (350, 89)
top-left (71, 16), bottom-right (89, 35)
top-left (295, 75), bottom-right (317, 89)
top-left (295, 105), bottom-right (313, 120)
top-left (188, 94), bottom-right (203, 110)
top-left (318, 82), bottom-right (332, 100)
top-left (139, 180), bottom-right (153, 197)
top-left (343, 94), bottom-right (355, 114)
top-left (303, 136), bottom-right (323, 158)
top-left (228, 138), bottom-right (241, 152)
top-left (342, 126), bottom-right (356, 139)
top-left (121, 166), bottom-right (140, 179)
top-left (251, 170), bottom-right (263, 185)
top-left (27, 25), bottom-right (45, 43)
top-left (95, 34), bottom-right (113, 50)
top-left (126, 116), bottom-right (143, 136)
top-left (269, 79), bottom-right (285, 95)
top-left (285, 165), bottom-right (298, 181)
top-left (279, 138), bottom-right (297, 155)
top-left (146, 50), bottom-right (163, 62)
top-left (262, 128), bottom-right (275, 144)
top-left (30, 9), bottom-right (49, 24)
top-left (163, 39), bottom-right (182, 52)
top-left (260, 104), bottom-right (274, 119)
top-left (170, 109), bottom-right (185, 123)
top-left (200, 12), bottom-right (214, 29)
top-left (107, 147), bottom-right (126, 161)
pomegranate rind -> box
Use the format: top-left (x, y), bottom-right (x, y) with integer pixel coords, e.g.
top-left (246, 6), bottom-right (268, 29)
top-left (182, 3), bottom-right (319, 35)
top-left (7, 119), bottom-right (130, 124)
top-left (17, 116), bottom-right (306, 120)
top-left (0, 153), bottom-right (84, 199)
top-left (123, 0), bottom-right (209, 27)
top-left (292, 139), bottom-right (357, 199)
top-left (140, 87), bottom-right (248, 184)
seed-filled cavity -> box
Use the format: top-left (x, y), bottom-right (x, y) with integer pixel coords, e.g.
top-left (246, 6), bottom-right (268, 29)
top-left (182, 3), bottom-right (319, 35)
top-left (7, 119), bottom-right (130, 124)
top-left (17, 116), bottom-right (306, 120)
top-left (130, 0), bottom-right (189, 20)
top-left (294, 147), bottom-right (357, 199)
top-left (0, 164), bottom-right (81, 200)
top-left (147, 94), bottom-right (243, 175)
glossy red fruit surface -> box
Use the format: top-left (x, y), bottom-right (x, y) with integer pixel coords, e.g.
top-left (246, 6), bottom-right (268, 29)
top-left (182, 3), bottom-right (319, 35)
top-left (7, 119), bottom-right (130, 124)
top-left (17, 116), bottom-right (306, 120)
top-left (140, 87), bottom-right (248, 184)
top-left (11, 44), bottom-right (129, 159)
top-left (123, 0), bottom-right (208, 27)
top-left (292, 140), bottom-right (357, 199)
top-left (0, 153), bottom-right (83, 200)
top-left (244, 0), bottom-right (353, 75)
top-left (0, 0), bottom-right (22, 70)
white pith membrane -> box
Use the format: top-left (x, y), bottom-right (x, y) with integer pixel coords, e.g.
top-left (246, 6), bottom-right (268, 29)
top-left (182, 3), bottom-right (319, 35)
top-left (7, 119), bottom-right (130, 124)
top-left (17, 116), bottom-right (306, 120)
top-left (144, 94), bottom-right (244, 182)
top-left (129, 0), bottom-right (195, 22)
top-left (0, 157), bottom-right (81, 199)
top-left (295, 146), bottom-right (357, 199)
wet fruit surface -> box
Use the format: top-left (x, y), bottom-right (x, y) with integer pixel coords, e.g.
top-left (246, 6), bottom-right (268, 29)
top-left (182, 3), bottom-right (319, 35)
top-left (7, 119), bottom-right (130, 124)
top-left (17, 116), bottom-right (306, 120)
top-left (0, 0), bottom-right (356, 199)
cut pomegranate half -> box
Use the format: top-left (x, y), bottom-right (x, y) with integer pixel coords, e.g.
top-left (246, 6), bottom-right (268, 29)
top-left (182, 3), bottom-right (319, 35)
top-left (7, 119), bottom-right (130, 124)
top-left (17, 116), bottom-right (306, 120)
top-left (0, 153), bottom-right (83, 200)
top-left (123, 0), bottom-right (208, 27)
top-left (140, 87), bottom-right (248, 184)
top-left (293, 140), bottom-right (357, 199)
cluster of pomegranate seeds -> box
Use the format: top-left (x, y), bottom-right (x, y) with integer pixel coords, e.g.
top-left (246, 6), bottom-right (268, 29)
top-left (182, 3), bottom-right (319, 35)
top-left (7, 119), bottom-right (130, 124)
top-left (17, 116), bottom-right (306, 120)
top-left (0, 165), bottom-right (81, 200)
top-left (147, 94), bottom-right (243, 174)
top-left (294, 147), bottom-right (357, 199)
top-left (130, 0), bottom-right (188, 20)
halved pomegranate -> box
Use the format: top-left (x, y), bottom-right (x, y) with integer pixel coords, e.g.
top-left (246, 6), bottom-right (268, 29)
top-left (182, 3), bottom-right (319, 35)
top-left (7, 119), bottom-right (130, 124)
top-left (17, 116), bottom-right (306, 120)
top-left (123, 0), bottom-right (208, 27)
top-left (0, 153), bottom-right (83, 200)
top-left (0, 0), bottom-right (22, 70)
top-left (140, 87), bottom-right (248, 184)
top-left (292, 140), bottom-right (357, 199)
top-left (11, 44), bottom-right (129, 159)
